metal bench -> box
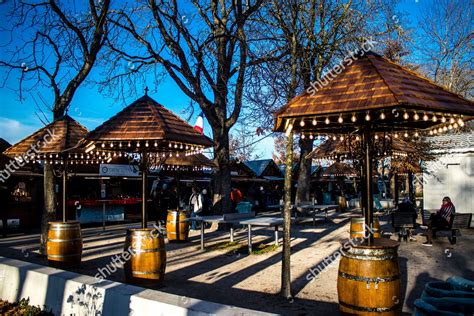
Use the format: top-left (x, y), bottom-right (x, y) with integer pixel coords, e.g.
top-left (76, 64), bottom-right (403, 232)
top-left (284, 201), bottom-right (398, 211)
top-left (392, 212), bottom-right (416, 242)
top-left (429, 213), bottom-right (472, 245)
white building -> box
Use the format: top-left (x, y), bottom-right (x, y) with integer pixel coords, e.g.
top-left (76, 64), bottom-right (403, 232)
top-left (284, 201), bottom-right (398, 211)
top-left (423, 131), bottom-right (474, 226)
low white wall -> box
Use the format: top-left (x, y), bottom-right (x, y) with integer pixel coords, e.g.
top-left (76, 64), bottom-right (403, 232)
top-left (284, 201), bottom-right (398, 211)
top-left (0, 256), bottom-right (275, 316)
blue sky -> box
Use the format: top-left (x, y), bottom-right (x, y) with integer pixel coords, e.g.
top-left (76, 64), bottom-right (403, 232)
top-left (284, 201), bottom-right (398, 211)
top-left (0, 0), bottom-right (422, 158)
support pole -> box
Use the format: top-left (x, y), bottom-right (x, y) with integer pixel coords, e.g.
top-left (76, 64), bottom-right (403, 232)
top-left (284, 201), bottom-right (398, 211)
top-left (281, 130), bottom-right (293, 299)
top-left (142, 151), bottom-right (148, 229)
top-left (62, 159), bottom-right (68, 222)
top-left (394, 173), bottom-right (399, 206)
top-left (363, 128), bottom-right (374, 244)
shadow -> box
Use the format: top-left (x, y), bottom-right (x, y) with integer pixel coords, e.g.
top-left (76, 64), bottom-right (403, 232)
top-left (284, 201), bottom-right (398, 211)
top-left (404, 271), bottom-right (441, 311)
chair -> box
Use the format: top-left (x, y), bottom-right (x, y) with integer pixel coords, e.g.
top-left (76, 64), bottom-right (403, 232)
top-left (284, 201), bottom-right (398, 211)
top-left (392, 212), bottom-right (416, 242)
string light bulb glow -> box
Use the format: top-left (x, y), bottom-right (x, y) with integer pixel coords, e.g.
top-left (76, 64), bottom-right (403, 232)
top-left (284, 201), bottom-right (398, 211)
top-left (325, 117), bottom-right (330, 124)
top-left (432, 115), bottom-right (437, 122)
top-left (365, 112), bottom-right (371, 121)
top-left (299, 120), bottom-right (305, 127)
top-left (380, 112), bottom-right (386, 120)
top-left (414, 112), bottom-right (419, 121)
top-left (403, 112), bottom-right (409, 120)
top-left (441, 116), bottom-right (447, 123)
top-left (423, 113), bottom-right (429, 121)
top-left (351, 114), bottom-right (357, 122)
top-left (312, 119), bottom-right (317, 126)
top-left (338, 116), bottom-right (343, 123)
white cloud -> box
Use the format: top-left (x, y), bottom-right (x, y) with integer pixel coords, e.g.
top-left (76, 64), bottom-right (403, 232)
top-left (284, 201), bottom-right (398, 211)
top-left (0, 117), bottom-right (41, 145)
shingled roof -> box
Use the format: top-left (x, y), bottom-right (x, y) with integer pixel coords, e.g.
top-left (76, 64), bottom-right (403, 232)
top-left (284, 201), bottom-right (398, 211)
top-left (86, 95), bottom-right (213, 148)
top-left (307, 136), bottom-right (417, 160)
top-left (322, 162), bottom-right (356, 177)
top-left (274, 52), bottom-right (474, 133)
top-left (3, 115), bottom-right (88, 157)
top-left (244, 159), bottom-right (283, 177)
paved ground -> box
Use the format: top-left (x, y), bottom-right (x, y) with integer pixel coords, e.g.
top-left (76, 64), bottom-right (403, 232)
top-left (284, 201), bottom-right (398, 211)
top-left (0, 210), bottom-right (473, 315)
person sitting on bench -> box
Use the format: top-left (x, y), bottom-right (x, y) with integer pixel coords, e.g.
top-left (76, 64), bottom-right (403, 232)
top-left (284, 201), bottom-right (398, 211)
top-left (423, 196), bottom-right (455, 246)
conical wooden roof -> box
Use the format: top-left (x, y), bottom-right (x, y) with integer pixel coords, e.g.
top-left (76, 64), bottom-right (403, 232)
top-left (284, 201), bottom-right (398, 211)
top-left (322, 162), bottom-right (356, 176)
top-left (86, 95), bottom-right (213, 148)
top-left (163, 153), bottom-right (216, 168)
top-left (3, 115), bottom-right (88, 157)
top-left (275, 52), bottom-right (474, 133)
top-left (307, 136), bottom-right (417, 160)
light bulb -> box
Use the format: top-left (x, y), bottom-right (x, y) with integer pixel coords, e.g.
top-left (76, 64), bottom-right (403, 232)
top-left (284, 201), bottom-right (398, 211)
top-left (380, 112), bottom-right (386, 120)
top-left (458, 119), bottom-right (464, 127)
top-left (403, 112), bottom-right (409, 120)
top-left (325, 117), bottom-right (330, 124)
top-left (432, 115), bottom-right (437, 122)
top-left (351, 114), bottom-right (357, 122)
top-left (300, 120), bottom-right (305, 127)
top-left (450, 117), bottom-right (455, 124)
top-left (312, 119), bottom-right (317, 126)
top-left (423, 113), bottom-right (429, 121)
top-left (441, 116), bottom-right (446, 123)
top-left (404, 132), bottom-right (408, 138)
top-left (414, 113), bottom-right (419, 121)
top-left (365, 113), bottom-right (371, 121)
top-left (301, 134), bottom-right (306, 139)
top-left (338, 116), bottom-right (343, 123)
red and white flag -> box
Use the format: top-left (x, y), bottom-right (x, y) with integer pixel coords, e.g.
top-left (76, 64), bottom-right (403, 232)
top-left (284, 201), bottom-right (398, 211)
top-left (194, 111), bottom-right (204, 134)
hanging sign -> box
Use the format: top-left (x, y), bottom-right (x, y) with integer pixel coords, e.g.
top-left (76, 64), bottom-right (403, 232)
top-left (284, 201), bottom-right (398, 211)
top-left (99, 164), bottom-right (139, 177)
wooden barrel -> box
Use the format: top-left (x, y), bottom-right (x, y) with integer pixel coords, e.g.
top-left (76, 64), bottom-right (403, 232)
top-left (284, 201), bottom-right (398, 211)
top-left (166, 210), bottom-right (190, 242)
top-left (337, 196), bottom-right (347, 211)
top-left (46, 221), bottom-right (82, 268)
top-left (337, 238), bottom-right (401, 315)
top-left (350, 217), bottom-right (381, 239)
top-left (123, 228), bottom-right (166, 285)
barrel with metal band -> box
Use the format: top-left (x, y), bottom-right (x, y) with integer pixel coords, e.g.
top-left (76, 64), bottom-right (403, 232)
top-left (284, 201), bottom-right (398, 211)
top-left (166, 210), bottom-right (190, 242)
top-left (46, 221), bottom-right (83, 268)
top-left (337, 238), bottom-right (401, 315)
top-left (350, 216), bottom-right (381, 239)
top-left (123, 228), bottom-right (166, 285)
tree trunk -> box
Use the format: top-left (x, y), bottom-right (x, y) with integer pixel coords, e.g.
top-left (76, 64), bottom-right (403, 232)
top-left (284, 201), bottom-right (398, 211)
top-left (212, 126), bottom-right (232, 214)
top-left (281, 131), bottom-right (293, 299)
top-left (295, 137), bottom-right (313, 204)
top-left (40, 164), bottom-right (56, 255)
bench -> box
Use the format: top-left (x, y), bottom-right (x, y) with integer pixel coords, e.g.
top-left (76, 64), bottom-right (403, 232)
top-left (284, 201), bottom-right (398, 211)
top-left (392, 212), bottom-right (416, 242)
top-left (423, 211), bottom-right (472, 245)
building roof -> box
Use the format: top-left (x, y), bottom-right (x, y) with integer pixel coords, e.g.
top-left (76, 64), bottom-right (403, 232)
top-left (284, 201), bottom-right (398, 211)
top-left (244, 159), bottom-right (283, 177)
top-left (3, 115), bottom-right (88, 157)
top-left (86, 95), bottom-right (213, 148)
top-left (274, 52), bottom-right (474, 133)
top-left (429, 131), bottom-right (474, 154)
top-left (322, 162), bottom-right (356, 177)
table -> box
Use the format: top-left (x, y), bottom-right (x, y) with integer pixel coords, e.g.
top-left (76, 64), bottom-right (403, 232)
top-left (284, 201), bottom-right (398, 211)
top-left (190, 216), bottom-right (283, 254)
top-left (296, 204), bottom-right (338, 225)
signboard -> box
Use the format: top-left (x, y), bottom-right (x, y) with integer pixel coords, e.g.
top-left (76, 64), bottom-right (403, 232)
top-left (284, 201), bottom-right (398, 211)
top-left (99, 164), bottom-right (139, 177)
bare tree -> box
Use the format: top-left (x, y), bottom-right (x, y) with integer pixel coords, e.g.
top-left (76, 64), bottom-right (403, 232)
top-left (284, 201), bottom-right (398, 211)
top-left (415, 0), bottom-right (473, 98)
top-left (103, 0), bottom-right (279, 213)
top-left (229, 126), bottom-right (262, 162)
top-left (244, 0), bottom-right (403, 298)
top-left (0, 0), bottom-right (111, 254)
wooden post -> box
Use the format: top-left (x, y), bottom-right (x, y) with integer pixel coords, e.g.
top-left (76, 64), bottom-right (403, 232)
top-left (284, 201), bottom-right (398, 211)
top-left (281, 130), bottom-right (293, 299)
top-left (142, 151), bottom-right (148, 229)
top-left (362, 128), bottom-right (374, 244)
top-left (62, 159), bottom-right (68, 222)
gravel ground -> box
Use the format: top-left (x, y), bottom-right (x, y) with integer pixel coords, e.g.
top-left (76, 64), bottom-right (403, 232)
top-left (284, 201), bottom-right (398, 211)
top-left (0, 211), bottom-right (472, 315)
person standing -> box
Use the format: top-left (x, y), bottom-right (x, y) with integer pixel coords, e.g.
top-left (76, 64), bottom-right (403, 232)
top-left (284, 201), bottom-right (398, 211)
top-left (189, 187), bottom-right (203, 230)
top-left (422, 196), bottom-right (455, 246)
top-left (230, 187), bottom-right (243, 212)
